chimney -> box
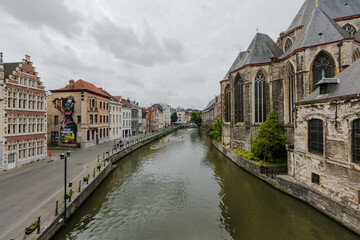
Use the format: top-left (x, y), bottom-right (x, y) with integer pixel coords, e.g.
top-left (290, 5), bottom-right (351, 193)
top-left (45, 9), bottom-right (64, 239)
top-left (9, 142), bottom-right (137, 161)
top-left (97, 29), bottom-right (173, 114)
top-left (25, 55), bottom-right (31, 62)
top-left (69, 80), bottom-right (75, 89)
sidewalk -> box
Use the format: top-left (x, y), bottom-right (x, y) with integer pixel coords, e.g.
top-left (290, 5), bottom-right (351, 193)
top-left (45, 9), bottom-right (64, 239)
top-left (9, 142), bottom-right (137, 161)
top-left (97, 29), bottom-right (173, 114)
top-left (0, 133), bottom-right (147, 240)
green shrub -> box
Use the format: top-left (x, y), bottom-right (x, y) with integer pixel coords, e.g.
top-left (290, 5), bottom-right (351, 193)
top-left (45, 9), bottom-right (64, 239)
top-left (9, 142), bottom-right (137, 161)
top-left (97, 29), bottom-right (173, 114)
top-left (251, 110), bottom-right (287, 162)
top-left (209, 117), bottom-right (222, 143)
top-left (234, 149), bottom-right (260, 161)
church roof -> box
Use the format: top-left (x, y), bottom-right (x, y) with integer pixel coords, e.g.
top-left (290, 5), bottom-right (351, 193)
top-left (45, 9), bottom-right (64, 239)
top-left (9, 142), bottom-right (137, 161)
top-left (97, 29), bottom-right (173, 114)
top-left (203, 98), bottom-right (216, 112)
top-left (300, 58), bottom-right (360, 103)
top-left (222, 51), bottom-right (246, 80)
top-left (280, 6), bottom-right (350, 59)
top-left (232, 33), bottom-right (283, 71)
top-left (286, 0), bottom-right (360, 34)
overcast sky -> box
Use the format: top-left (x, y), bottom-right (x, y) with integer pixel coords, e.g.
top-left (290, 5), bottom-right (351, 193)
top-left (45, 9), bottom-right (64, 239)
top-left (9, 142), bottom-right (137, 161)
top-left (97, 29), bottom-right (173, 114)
top-left (0, 0), bottom-right (303, 109)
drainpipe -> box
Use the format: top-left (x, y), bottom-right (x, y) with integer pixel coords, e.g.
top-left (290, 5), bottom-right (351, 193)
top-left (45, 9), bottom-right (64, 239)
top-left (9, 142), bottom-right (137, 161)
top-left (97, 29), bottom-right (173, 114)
top-left (337, 41), bottom-right (343, 73)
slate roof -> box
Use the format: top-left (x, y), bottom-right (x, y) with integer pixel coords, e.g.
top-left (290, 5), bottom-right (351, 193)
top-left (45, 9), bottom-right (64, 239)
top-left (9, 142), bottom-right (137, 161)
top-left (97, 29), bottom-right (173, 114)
top-left (300, 58), bottom-right (360, 103)
top-left (4, 62), bottom-right (21, 79)
top-left (222, 51), bottom-right (246, 80)
top-left (99, 88), bottom-right (118, 102)
top-left (51, 79), bottom-right (111, 98)
top-left (280, 6), bottom-right (350, 59)
top-left (286, 0), bottom-right (360, 34)
top-left (203, 98), bottom-right (215, 112)
top-left (232, 33), bottom-right (283, 71)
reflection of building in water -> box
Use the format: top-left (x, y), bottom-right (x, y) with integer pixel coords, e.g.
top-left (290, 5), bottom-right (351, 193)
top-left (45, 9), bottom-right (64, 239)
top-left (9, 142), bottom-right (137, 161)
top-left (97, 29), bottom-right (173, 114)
top-left (48, 79), bottom-right (111, 148)
top-left (0, 55), bottom-right (47, 170)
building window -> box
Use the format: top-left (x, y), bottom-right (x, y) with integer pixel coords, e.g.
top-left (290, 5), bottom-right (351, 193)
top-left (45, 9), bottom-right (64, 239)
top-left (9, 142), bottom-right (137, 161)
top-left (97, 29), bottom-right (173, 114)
top-left (342, 23), bottom-right (357, 37)
top-left (54, 116), bottom-right (59, 124)
top-left (87, 130), bottom-right (90, 141)
top-left (225, 85), bottom-right (231, 122)
top-left (284, 38), bottom-right (293, 52)
top-left (8, 153), bottom-right (15, 164)
top-left (311, 173), bottom-right (320, 185)
top-left (235, 74), bottom-right (244, 123)
top-left (95, 114), bottom-right (98, 123)
top-left (77, 115), bottom-right (81, 123)
top-left (308, 119), bottom-right (323, 154)
top-left (255, 71), bottom-right (266, 123)
top-left (288, 64), bottom-right (295, 122)
top-left (312, 52), bottom-right (335, 90)
top-left (352, 119), bottom-right (360, 163)
top-left (90, 114), bottom-right (93, 124)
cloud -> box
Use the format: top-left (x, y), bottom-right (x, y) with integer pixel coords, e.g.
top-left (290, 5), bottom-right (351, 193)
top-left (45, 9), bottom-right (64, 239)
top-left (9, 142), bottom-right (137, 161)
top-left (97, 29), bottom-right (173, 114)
top-left (0, 0), bottom-right (83, 37)
top-left (91, 18), bottom-right (185, 67)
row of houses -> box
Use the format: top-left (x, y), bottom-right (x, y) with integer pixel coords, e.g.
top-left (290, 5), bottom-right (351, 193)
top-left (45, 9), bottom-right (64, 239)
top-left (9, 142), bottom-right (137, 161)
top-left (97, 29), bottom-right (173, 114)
top-left (0, 55), bottom-right (174, 171)
top-left (203, 0), bottom-right (360, 217)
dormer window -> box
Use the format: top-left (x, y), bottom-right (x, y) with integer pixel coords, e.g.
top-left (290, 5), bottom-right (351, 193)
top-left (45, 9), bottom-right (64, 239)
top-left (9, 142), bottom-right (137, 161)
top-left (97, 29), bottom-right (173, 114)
top-left (315, 71), bottom-right (339, 95)
top-left (285, 38), bottom-right (293, 52)
top-left (342, 24), bottom-right (357, 37)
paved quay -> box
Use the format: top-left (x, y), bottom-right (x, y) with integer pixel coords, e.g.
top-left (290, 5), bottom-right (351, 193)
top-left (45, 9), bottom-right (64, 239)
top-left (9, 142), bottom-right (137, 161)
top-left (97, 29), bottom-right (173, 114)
top-left (0, 134), bottom-right (147, 240)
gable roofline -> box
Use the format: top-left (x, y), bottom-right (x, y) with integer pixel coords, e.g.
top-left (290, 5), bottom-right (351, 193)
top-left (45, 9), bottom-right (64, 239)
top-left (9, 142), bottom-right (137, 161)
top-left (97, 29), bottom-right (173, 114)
top-left (282, 0), bottom-right (360, 40)
top-left (50, 79), bottom-right (111, 99)
top-left (280, 6), bottom-right (351, 59)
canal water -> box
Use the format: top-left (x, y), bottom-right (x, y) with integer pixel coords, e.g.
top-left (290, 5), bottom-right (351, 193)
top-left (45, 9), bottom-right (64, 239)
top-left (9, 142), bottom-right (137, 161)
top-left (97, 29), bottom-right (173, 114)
top-left (54, 129), bottom-right (359, 240)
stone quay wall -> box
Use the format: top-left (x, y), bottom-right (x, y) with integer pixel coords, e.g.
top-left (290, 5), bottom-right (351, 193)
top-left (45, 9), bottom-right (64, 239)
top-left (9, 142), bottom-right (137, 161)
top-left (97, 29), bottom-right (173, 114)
top-left (212, 140), bottom-right (360, 235)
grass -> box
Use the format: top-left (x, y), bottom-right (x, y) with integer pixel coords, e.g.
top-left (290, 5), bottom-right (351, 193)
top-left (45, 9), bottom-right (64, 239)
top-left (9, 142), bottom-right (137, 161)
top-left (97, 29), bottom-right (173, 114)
top-left (234, 149), bottom-right (287, 166)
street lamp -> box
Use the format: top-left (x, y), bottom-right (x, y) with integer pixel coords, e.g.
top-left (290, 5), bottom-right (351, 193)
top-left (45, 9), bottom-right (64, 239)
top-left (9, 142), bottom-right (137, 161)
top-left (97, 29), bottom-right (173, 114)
top-left (60, 151), bottom-right (71, 226)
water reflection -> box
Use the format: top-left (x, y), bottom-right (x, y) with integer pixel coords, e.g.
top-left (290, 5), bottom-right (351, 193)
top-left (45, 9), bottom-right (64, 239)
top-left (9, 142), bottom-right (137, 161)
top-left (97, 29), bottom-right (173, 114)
top-left (55, 129), bottom-right (359, 240)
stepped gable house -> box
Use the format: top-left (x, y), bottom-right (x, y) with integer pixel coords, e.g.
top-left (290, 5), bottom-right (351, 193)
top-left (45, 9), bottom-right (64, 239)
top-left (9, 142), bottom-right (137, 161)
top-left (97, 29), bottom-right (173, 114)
top-left (48, 79), bottom-right (111, 148)
top-left (0, 55), bottom-right (47, 170)
top-left (221, 0), bottom-right (360, 150)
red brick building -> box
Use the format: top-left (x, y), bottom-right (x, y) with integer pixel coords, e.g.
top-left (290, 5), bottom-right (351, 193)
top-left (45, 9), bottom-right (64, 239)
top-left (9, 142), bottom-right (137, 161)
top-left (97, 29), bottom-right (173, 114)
top-left (0, 55), bottom-right (47, 170)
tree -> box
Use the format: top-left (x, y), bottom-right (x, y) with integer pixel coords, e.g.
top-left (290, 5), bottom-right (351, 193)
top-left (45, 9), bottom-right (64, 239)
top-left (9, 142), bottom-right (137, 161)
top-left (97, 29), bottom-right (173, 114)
top-left (209, 117), bottom-right (222, 142)
top-left (251, 110), bottom-right (287, 162)
top-left (171, 112), bottom-right (178, 123)
top-left (190, 111), bottom-right (202, 125)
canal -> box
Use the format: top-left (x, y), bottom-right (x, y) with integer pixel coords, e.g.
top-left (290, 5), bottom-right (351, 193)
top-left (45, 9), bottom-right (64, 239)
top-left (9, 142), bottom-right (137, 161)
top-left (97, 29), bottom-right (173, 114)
top-left (54, 129), bottom-right (359, 240)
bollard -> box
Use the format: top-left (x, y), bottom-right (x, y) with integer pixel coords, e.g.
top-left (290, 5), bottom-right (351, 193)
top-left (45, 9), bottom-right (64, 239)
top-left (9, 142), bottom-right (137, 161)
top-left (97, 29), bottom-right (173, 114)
top-left (78, 180), bottom-right (81, 192)
top-left (69, 182), bottom-right (72, 188)
top-left (55, 200), bottom-right (58, 216)
top-left (98, 155), bottom-right (99, 162)
top-left (37, 216), bottom-right (41, 234)
top-left (93, 168), bottom-right (96, 177)
top-left (103, 153), bottom-right (105, 159)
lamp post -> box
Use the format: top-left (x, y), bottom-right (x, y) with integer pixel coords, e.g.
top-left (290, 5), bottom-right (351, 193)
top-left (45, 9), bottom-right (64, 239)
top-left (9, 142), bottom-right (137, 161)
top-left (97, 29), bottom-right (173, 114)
top-left (60, 151), bottom-right (71, 226)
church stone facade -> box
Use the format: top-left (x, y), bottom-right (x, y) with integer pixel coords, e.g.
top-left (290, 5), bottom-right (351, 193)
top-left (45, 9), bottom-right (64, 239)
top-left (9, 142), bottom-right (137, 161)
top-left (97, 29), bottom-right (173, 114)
top-left (220, 0), bottom-right (360, 216)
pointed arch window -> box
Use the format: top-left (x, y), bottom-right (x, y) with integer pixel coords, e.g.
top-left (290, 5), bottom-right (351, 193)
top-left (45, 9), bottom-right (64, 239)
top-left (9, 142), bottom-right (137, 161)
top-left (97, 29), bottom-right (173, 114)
top-left (342, 24), bottom-right (357, 37)
top-left (288, 65), bottom-right (295, 122)
top-left (285, 38), bottom-right (293, 52)
top-left (225, 85), bottom-right (231, 122)
top-left (255, 71), bottom-right (266, 123)
top-left (312, 52), bottom-right (335, 90)
top-left (352, 119), bottom-right (360, 163)
top-left (353, 49), bottom-right (360, 62)
top-left (235, 74), bottom-right (244, 123)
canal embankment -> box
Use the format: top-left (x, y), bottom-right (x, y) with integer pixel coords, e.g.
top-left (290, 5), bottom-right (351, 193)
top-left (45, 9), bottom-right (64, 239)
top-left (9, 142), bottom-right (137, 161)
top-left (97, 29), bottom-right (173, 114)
top-left (15, 127), bottom-right (179, 240)
top-left (211, 140), bottom-right (360, 235)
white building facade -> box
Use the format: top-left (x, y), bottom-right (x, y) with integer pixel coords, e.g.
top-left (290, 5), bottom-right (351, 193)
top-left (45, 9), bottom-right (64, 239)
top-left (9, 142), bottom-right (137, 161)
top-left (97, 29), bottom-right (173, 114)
top-left (109, 98), bottom-right (122, 140)
top-left (161, 104), bottom-right (171, 127)
top-left (176, 111), bottom-right (186, 124)
top-left (122, 107), bottom-right (132, 138)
